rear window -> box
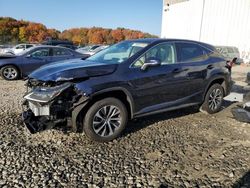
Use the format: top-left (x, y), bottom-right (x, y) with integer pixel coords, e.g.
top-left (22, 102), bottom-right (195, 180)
top-left (227, 48), bottom-right (234, 53)
top-left (176, 43), bottom-right (205, 62)
top-left (233, 47), bottom-right (239, 53)
top-left (90, 45), bottom-right (100, 51)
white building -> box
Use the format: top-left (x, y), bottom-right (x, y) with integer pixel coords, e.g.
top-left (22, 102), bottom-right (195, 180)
top-left (161, 0), bottom-right (250, 61)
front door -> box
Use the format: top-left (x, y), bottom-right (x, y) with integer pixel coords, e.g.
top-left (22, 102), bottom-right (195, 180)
top-left (128, 42), bottom-right (191, 114)
top-left (21, 47), bottom-right (53, 75)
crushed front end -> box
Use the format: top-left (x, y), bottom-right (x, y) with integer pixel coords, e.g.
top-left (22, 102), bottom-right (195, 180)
top-left (22, 79), bottom-right (88, 134)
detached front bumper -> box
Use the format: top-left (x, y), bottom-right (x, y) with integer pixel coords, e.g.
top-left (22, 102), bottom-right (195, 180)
top-left (231, 107), bottom-right (250, 123)
top-left (22, 110), bottom-right (53, 134)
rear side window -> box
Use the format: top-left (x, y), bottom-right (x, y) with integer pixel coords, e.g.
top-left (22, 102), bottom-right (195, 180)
top-left (16, 45), bottom-right (25, 49)
top-left (53, 48), bottom-right (72, 56)
top-left (176, 43), bottom-right (206, 62)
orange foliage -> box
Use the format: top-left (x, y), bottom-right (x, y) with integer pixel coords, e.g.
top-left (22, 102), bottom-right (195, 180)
top-left (0, 17), bottom-right (158, 45)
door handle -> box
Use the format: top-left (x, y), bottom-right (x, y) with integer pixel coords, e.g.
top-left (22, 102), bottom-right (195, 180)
top-left (172, 68), bottom-right (182, 73)
top-left (207, 64), bottom-right (214, 69)
top-left (172, 68), bottom-right (189, 74)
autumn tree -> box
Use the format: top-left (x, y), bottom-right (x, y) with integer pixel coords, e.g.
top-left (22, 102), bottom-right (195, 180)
top-left (111, 29), bottom-right (124, 42)
top-left (0, 17), bottom-right (158, 45)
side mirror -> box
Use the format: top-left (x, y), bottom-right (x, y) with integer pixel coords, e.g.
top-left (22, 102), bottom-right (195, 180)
top-left (26, 54), bottom-right (32, 58)
top-left (141, 58), bottom-right (161, 71)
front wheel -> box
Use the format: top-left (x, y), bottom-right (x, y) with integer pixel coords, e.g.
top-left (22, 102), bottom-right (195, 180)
top-left (83, 98), bottom-right (128, 142)
top-left (200, 84), bottom-right (224, 114)
top-left (1, 65), bottom-right (19, 80)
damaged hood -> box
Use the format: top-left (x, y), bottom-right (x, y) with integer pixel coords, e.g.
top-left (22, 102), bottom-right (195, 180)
top-left (28, 59), bottom-right (118, 82)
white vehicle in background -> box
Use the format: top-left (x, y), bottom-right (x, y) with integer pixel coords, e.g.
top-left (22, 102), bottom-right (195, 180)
top-left (76, 45), bottom-right (109, 57)
top-left (242, 51), bottom-right (250, 64)
top-left (216, 46), bottom-right (243, 64)
top-left (76, 45), bottom-right (101, 55)
top-left (84, 45), bottom-right (110, 56)
top-left (2, 44), bottom-right (36, 55)
top-left (0, 45), bottom-right (12, 55)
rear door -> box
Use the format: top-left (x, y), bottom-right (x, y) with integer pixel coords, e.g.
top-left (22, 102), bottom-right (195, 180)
top-left (175, 42), bottom-right (211, 102)
top-left (51, 47), bottom-right (74, 62)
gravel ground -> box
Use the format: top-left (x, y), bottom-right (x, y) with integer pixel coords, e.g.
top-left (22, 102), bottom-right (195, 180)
top-left (0, 66), bottom-right (250, 187)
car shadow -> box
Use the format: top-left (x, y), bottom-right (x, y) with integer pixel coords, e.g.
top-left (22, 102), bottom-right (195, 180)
top-left (233, 170), bottom-right (250, 188)
top-left (52, 99), bottom-right (236, 136)
top-left (122, 106), bottom-right (200, 137)
top-left (122, 98), bottom-right (237, 138)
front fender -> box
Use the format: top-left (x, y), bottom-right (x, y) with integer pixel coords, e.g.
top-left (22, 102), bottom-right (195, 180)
top-left (91, 87), bottom-right (135, 117)
top-left (71, 86), bottom-right (135, 132)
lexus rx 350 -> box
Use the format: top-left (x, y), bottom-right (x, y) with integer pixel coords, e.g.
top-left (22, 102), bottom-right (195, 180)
top-left (22, 39), bottom-right (232, 142)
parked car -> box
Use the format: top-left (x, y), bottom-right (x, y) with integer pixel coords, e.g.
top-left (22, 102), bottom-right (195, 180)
top-left (76, 45), bottom-right (101, 55)
top-left (2, 44), bottom-right (36, 55)
top-left (81, 45), bottom-right (110, 56)
top-left (22, 39), bottom-right (232, 142)
top-left (0, 45), bottom-right (13, 54)
top-left (242, 51), bottom-right (250, 64)
top-left (56, 44), bottom-right (77, 50)
top-left (216, 46), bottom-right (243, 64)
top-left (42, 40), bottom-right (76, 50)
top-left (0, 45), bottom-right (86, 80)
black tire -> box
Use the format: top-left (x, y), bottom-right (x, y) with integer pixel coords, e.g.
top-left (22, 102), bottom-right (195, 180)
top-left (200, 84), bottom-right (224, 114)
top-left (83, 98), bottom-right (128, 142)
top-left (1, 65), bottom-right (20, 80)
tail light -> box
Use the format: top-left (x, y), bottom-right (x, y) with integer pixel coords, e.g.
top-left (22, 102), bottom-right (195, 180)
top-left (226, 58), bottom-right (237, 70)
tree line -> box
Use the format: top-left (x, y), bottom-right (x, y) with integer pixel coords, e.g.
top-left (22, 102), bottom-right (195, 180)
top-left (0, 17), bottom-right (158, 45)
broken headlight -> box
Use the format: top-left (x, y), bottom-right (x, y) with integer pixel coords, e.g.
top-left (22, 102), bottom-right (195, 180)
top-left (24, 83), bottom-right (72, 103)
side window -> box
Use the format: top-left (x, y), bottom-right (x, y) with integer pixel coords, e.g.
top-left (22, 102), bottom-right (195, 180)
top-left (16, 45), bottom-right (25, 49)
top-left (176, 43), bottom-right (206, 62)
top-left (53, 48), bottom-right (71, 56)
top-left (26, 45), bottom-right (33, 49)
top-left (227, 47), bottom-right (234, 53)
top-left (30, 48), bottom-right (50, 57)
top-left (202, 47), bottom-right (213, 55)
top-left (133, 43), bottom-right (176, 67)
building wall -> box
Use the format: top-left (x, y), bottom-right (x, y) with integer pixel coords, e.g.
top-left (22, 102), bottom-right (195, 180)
top-left (161, 0), bottom-right (250, 60)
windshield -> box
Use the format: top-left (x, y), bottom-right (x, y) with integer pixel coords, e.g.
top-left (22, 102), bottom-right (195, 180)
top-left (87, 41), bottom-right (149, 64)
top-left (18, 46), bottom-right (37, 56)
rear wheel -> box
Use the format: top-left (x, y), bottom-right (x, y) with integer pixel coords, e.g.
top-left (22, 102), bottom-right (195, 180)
top-left (200, 84), bottom-right (224, 114)
top-left (1, 65), bottom-right (19, 80)
top-left (83, 98), bottom-right (128, 142)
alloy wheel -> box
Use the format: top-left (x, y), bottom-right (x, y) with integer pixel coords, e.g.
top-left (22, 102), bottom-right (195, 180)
top-left (3, 67), bottom-right (17, 80)
top-left (208, 88), bottom-right (223, 111)
top-left (92, 105), bottom-right (121, 137)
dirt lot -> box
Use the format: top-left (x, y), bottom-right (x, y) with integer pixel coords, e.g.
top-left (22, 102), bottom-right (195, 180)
top-left (0, 65), bottom-right (250, 187)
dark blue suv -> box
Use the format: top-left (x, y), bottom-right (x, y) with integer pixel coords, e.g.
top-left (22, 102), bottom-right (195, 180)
top-left (22, 39), bottom-right (232, 142)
